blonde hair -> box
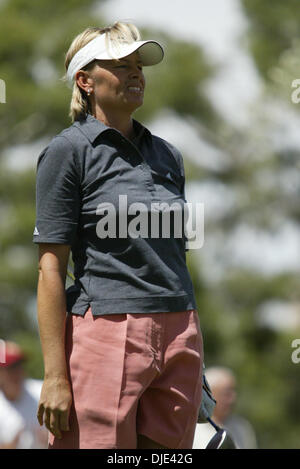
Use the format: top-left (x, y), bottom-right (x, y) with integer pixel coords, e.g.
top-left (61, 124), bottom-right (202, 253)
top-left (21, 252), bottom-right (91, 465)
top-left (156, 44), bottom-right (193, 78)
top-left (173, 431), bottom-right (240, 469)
top-left (64, 22), bottom-right (141, 122)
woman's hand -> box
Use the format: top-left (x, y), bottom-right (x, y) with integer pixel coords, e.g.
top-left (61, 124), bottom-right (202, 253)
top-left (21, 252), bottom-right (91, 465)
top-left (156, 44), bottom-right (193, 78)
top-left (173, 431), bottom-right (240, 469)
top-left (37, 376), bottom-right (72, 439)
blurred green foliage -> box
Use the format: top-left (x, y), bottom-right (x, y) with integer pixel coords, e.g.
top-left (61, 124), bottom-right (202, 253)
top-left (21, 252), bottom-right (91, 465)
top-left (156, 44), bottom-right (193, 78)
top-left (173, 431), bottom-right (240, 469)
top-left (0, 0), bottom-right (299, 449)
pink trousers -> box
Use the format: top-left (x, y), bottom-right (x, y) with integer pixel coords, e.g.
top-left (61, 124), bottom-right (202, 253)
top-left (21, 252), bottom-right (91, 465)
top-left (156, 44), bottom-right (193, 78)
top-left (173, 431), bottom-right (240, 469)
top-left (49, 307), bottom-right (203, 449)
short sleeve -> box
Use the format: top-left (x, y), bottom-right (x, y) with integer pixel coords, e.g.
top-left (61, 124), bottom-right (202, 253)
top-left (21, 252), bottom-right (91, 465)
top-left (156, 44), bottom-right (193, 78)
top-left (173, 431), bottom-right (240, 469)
top-left (33, 136), bottom-right (81, 244)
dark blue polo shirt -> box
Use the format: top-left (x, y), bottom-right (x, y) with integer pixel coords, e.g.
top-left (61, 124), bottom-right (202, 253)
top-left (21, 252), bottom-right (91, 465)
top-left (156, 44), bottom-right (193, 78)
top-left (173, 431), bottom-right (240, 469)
top-left (33, 113), bottom-right (197, 315)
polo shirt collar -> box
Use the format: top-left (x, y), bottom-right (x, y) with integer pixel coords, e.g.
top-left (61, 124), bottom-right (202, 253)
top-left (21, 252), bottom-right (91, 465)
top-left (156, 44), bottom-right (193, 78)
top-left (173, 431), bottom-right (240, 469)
top-left (74, 113), bottom-right (151, 144)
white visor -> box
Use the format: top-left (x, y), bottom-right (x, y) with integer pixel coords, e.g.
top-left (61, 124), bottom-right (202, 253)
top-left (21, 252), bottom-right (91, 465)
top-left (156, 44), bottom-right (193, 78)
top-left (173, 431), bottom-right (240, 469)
top-left (67, 33), bottom-right (164, 83)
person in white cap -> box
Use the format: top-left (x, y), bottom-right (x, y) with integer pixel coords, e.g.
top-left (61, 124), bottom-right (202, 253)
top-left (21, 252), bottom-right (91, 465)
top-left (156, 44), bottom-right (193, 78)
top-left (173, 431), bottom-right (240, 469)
top-left (33, 21), bottom-right (204, 449)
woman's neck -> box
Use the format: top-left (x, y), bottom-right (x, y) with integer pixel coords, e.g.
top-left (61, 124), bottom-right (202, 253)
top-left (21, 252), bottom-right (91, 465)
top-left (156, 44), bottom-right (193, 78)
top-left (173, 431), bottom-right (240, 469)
top-left (92, 106), bottom-right (135, 140)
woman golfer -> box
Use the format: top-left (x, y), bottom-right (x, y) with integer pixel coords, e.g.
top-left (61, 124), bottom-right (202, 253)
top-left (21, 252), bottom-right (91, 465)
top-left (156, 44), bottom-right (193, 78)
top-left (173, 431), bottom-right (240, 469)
top-left (33, 21), bottom-right (203, 449)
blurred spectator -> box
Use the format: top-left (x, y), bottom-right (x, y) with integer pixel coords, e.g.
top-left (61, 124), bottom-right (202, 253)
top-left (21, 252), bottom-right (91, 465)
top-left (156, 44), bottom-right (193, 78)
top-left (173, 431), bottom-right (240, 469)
top-left (193, 366), bottom-right (257, 449)
top-left (0, 341), bottom-right (47, 449)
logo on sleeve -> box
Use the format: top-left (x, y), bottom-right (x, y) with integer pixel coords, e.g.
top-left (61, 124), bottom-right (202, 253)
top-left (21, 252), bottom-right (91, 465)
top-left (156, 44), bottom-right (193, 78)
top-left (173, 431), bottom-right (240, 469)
top-left (33, 226), bottom-right (40, 236)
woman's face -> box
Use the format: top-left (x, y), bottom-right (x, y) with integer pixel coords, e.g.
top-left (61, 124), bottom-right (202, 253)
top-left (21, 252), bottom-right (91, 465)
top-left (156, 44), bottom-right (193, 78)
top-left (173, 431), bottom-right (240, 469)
top-left (88, 51), bottom-right (146, 115)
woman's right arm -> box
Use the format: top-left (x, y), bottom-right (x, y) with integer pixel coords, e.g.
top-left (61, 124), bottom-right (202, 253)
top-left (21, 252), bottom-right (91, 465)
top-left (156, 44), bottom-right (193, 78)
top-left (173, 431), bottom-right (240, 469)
top-left (36, 243), bottom-right (73, 440)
